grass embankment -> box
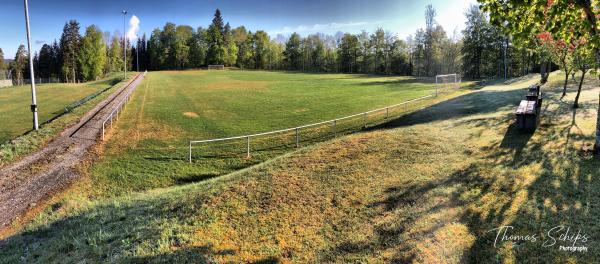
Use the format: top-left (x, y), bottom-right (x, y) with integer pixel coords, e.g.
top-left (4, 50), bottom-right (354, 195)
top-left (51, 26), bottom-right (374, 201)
top-left (0, 73), bottom-right (133, 165)
top-left (92, 70), bottom-right (462, 196)
top-left (1, 71), bottom-right (597, 263)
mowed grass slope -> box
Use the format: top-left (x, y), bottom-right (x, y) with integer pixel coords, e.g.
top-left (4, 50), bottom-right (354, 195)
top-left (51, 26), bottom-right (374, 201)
top-left (2, 72), bottom-right (598, 263)
top-left (92, 70), bottom-right (443, 196)
top-left (0, 76), bottom-right (121, 143)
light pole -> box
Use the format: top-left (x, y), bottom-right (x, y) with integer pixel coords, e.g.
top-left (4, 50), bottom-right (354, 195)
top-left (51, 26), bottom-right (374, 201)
top-left (136, 41), bottom-right (139, 72)
top-left (24, 0), bottom-right (38, 130)
top-left (122, 10), bottom-right (127, 80)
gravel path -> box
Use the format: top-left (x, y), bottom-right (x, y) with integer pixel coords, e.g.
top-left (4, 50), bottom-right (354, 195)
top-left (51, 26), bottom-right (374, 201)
top-left (0, 73), bottom-right (144, 229)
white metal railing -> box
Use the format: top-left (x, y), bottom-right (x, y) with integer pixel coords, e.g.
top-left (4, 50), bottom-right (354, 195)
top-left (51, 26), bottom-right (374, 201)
top-left (189, 74), bottom-right (463, 162)
top-left (189, 92), bottom-right (445, 163)
top-left (101, 71), bottom-right (147, 140)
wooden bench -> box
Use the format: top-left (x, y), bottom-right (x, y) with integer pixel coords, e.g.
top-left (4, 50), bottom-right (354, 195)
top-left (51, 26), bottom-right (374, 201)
top-left (516, 100), bottom-right (538, 131)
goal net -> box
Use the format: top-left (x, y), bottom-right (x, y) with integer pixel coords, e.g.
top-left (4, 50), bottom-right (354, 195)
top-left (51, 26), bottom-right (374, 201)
top-left (435, 74), bottom-right (461, 95)
top-left (208, 65), bottom-right (225, 70)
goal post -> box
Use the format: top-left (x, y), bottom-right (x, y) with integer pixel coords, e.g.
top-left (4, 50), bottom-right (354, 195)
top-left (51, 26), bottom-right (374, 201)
top-left (435, 74), bottom-right (461, 96)
top-left (207, 65), bottom-right (225, 70)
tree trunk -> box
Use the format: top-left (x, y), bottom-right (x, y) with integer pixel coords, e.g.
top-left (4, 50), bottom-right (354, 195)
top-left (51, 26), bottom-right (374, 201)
top-left (540, 60), bottom-right (550, 84)
top-left (573, 70), bottom-right (587, 108)
top-left (562, 70), bottom-right (570, 97)
top-left (596, 82), bottom-right (600, 154)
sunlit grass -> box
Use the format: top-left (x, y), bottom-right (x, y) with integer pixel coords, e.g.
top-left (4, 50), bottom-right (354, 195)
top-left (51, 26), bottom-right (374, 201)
top-left (1, 71), bottom-right (598, 263)
top-left (91, 70), bottom-right (454, 196)
top-left (0, 74), bottom-right (123, 143)
top-left (0, 73), bottom-right (132, 165)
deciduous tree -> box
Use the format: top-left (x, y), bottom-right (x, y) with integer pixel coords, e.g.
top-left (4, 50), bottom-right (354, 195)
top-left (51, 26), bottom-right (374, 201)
top-left (78, 25), bottom-right (107, 81)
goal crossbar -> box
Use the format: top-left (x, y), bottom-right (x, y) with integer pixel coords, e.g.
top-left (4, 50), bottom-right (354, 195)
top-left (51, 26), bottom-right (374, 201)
top-left (435, 74), bottom-right (460, 83)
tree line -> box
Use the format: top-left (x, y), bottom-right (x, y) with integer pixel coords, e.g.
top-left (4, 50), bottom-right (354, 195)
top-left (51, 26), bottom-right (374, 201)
top-left (1, 5), bottom-right (582, 84)
top-left (3, 20), bottom-right (133, 84)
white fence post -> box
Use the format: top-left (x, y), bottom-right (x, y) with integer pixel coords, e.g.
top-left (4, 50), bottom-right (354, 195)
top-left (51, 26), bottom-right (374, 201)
top-left (189, 142), bottom-right (192, 163)
top-left (332, 120), bottom-right (337, 138)
top-left (363, 113), bottom-right (368, 128)
top-left (246, 136), bottom-right (250, 158)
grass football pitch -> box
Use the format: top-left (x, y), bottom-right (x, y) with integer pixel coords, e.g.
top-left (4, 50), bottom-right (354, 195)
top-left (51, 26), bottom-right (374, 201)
top-left (92, 70), bottom-right (448, 196)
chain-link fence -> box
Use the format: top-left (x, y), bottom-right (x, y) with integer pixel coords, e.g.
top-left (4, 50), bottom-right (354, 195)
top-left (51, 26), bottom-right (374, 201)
top-left (0, 71), bottom-right (11, 88)
top-left (12, 77), bottom-right (62, 86)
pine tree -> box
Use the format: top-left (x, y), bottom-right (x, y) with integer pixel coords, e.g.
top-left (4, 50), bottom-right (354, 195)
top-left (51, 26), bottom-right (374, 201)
top-left (37, 44), bottom-right (53, 78)
top-left (51, 41), bottom-right (61, 78)
top-left (207, 9), bottom-right (226, 65)
top-left (461, 5), bottom-right (486, 79)
top-left (59, 20), bottom-right (81, 82)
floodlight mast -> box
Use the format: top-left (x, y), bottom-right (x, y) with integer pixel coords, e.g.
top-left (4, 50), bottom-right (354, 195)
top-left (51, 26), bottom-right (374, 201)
top-left (24, 0), bottom-right (39, 130)
top-left (122, 10), bottom-right (127, 80)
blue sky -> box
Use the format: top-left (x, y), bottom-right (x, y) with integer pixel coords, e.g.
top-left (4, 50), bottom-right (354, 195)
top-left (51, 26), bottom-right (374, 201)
top-left (1, 0), bottom-right (476, 57)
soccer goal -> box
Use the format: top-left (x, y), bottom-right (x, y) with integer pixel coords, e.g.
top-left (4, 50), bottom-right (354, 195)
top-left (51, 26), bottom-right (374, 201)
top-left (435, 74), bottom-right (461, 95)
top-left (208, 65), bottom-right (225, 70)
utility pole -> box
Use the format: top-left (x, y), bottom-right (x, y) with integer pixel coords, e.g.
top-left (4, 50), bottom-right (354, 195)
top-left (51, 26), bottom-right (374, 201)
top-left (136, 41), bottom-right (139, 72)
top-left (122, 10), bottom-right (127, 80)
top-left (24, 0), bottom-right (39, 130)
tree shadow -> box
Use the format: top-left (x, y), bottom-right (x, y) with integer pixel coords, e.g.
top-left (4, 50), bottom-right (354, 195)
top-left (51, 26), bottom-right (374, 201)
top-left (369, 88), bottom-right (524, 130)
top-left (323, 79), bottom-right (600, 262)
top-left (0, 185), bottom-right (249, 263)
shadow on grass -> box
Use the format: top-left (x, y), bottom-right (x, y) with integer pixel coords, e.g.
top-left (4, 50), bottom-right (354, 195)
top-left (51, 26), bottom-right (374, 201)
top-left (369, 88), bottom-right (524, 130)
top-left (3, 77), bottom-right (597, 262)
top-left (324, 81), bottom-right (600, 262)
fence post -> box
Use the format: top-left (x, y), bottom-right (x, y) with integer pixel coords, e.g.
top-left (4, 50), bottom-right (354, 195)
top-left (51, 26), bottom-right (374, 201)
top-left (332, 120), bottom-right (337, 138)
top-left (110, 114), bottom-right (113, 129)
top-left (295, 128), bottom-right (299, 148)
top-left (363, 113), bottom-right (368, 129)
top-left (385, 107), bottom-right (389, 119)
top-left (189, 142), bottom-right (192, 163)
top-left (102, 122), bottom-right (105, 141)
top-left (246, 136), bottom-right (250, 158)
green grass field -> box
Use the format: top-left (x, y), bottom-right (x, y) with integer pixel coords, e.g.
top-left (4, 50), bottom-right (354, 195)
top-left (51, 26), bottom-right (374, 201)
top-left (91, 70), bottom-right (451, 196)
top-left (0, 75), bottom-right (122, 143)
top-left (1, 71), bottom-right (598, 263)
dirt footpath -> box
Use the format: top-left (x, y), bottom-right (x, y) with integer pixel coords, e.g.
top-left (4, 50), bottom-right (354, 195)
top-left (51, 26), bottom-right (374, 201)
top-left (0, 73), bottom-right (144, 229)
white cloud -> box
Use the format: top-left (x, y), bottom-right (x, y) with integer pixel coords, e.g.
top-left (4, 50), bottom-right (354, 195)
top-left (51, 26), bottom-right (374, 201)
top-left (269, 21), bottom-right (370, 35)
top-left (127, 15), bottom-right (140, 41)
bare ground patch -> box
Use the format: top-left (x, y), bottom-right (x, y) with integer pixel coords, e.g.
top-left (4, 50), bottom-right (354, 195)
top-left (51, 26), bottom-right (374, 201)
top-left (183, 112), bottom-right (199, 118)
